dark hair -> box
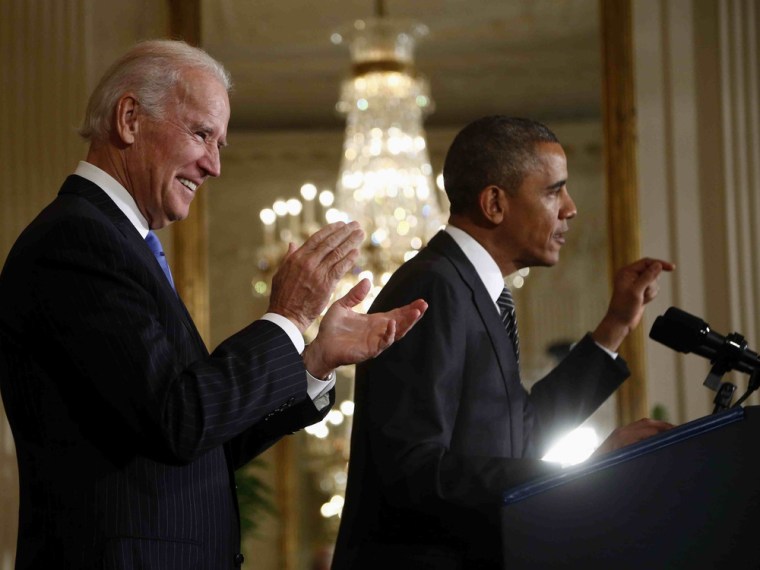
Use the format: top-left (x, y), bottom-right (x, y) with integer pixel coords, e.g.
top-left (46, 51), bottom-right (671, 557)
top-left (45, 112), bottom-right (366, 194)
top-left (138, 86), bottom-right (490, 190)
top-left (442, 116), bottom-right (559, 214)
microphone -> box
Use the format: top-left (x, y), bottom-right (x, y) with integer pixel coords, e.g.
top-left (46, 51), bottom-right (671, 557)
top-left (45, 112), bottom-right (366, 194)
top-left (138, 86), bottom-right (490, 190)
top-left (649, 307), bottom-right (760, 375)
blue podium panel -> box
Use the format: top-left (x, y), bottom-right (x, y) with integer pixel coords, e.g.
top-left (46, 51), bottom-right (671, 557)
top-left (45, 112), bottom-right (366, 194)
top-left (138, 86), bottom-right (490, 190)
top-left (501, 406), bottom-right (760, 569)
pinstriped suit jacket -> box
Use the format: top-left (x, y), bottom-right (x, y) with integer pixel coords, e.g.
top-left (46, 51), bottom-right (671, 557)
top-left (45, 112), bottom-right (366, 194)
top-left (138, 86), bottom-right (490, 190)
top-left (0, 175), bottom-right (329, 569)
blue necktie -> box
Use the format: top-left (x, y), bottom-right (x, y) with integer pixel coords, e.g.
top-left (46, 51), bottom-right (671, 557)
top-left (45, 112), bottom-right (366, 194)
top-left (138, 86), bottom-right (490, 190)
top-left (496, 286), bottom-right (519, 364)
top-left (145, 231), bottom-right (175, 291)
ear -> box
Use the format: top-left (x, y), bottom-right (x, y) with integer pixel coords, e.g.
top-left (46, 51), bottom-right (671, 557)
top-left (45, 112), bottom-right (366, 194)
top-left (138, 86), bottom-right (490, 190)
top-left (478, 185), bottom-right (507, 225)
top-left (114, 94), bottom-right (140, 145)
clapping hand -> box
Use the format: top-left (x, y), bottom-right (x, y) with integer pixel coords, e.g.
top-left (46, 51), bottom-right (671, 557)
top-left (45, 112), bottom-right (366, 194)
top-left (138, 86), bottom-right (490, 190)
top-left (303, 279), bottom-right (428, 379)
top-left (267, 221), bottom-right (364, 333)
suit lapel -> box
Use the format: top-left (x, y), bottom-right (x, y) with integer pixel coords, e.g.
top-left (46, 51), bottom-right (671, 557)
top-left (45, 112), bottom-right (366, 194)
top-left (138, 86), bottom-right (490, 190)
top-left (58, 176), bottom-right (206, 353)
top-left (427, 231), bottom-right (524, 453)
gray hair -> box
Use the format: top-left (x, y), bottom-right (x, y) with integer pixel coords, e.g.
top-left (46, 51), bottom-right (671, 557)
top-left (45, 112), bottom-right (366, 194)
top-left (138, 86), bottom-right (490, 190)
top-left (79, 39), bottom-right (232, 143)
top-left (443, 116), bottom-right (560, 214)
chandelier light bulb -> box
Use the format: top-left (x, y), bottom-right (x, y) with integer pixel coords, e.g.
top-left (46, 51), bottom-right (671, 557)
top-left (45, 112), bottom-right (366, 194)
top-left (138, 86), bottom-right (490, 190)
top-left (325, 208), bottom-right (345, 223)
top-left (300, 183), bottom-right (318, 201)
top-left (339, 400), bottom-right (355, 416)
top-left (286, 198), bottom-right (303, 216)
top-left (259, 208), bottom-right (276, 225)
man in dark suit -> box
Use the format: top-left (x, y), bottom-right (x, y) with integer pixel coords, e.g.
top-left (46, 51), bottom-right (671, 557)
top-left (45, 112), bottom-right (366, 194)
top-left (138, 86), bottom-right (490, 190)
top-left (332, 116), bottom-right (673, 569)
top-left (0, 40), bottom-right (426, 569)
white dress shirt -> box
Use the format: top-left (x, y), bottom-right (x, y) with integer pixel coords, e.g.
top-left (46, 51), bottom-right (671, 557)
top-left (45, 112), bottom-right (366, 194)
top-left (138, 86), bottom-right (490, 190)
top-left (444, 225), bottom-right (617, 361)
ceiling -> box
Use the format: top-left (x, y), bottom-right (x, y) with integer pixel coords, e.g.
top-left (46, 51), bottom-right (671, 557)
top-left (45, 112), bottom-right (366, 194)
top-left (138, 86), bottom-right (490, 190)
top-left (201, 0), bottom-right (602, 132)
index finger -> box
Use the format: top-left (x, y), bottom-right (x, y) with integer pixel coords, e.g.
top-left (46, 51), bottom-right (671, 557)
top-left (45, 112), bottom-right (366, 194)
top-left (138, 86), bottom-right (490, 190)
top-left (634, 258), bottom-right (675, 272)
top-left (648, 259), bottom-right (675, 272)
top-left (385, 299), bottom-right (428, 340)
top-left (300, 221), bottom-right (364, 261)
top-left (300, 221), bottom-right (354, 252)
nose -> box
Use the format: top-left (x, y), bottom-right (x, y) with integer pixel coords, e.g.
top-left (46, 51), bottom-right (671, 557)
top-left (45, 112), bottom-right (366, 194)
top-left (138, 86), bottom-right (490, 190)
top-left (199, 144), bottom-right (221, 178)
top-left (560, 188), bottom-right (577, 219)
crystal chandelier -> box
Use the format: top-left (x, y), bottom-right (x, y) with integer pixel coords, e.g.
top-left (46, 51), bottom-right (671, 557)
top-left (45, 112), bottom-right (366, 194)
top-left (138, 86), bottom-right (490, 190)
top-left (254, 2), bottom-right (446, 307)
top-left (330, 6), bottom-right (446, 293)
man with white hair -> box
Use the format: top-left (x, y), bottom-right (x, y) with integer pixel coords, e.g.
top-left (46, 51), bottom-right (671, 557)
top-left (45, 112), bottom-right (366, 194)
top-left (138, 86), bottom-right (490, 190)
top-left (0, 40), bottom-right (426, 569)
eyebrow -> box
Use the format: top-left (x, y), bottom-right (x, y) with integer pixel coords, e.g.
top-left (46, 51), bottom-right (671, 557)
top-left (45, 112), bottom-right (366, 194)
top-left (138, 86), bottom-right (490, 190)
top-left (547, 179), bottom-right (567, 190)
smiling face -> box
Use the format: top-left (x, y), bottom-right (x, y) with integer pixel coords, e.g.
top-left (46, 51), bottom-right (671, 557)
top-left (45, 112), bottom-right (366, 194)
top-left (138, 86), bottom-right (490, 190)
top-left (124, 68), bottom-right (230, 229)
top-left (495, 142), bottom-right (576, 273)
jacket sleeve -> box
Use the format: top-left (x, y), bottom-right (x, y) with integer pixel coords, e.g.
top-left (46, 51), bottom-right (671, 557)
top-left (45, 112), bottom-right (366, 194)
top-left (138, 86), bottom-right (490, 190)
top-left (22, 215), bottom-right (311, 464)
top-left (525, 334), bottom-right (630, 457)
top-left (228, 388), bottom-right (334, 470)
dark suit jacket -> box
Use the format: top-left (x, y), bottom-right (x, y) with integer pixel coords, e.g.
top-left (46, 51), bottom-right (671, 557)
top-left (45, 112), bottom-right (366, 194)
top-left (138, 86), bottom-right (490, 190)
top-left (0, 175), bottom-right (329, 569)
top-left (332, 231), bottom-right (629, 570)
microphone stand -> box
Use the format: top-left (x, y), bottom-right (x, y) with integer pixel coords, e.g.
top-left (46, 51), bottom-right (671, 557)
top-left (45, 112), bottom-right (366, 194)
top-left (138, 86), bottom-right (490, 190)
top-left (703, 332), bottom-right (754, 413)
top-left (713, 382), bottom-right (736, 414)
top-left (733, 368), bottom-right (760, 409)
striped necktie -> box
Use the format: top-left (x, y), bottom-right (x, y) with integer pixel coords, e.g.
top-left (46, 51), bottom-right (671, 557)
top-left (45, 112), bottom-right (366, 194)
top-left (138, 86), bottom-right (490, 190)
top-left (145, 231), bottom-right (176, 292)
top-left (496, 286), bottom-right (519, 364)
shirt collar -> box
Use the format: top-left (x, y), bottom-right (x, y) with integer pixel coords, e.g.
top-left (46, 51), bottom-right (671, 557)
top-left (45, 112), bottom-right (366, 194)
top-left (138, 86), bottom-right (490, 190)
top-left (74, 161), bottom-right (150, 238)
top-left (444, 225), bottom-right (505, 304)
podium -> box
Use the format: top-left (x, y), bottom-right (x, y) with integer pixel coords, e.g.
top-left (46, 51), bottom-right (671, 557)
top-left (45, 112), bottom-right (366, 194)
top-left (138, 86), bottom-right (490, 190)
top-left (501, 406), bottom-right (760, 568)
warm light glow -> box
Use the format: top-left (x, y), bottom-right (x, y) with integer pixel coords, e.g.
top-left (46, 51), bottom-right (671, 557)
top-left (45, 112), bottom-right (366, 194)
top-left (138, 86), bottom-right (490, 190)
top-left (358, 270), bottom-right (374, 283)
top-left (506, 266), bottom-right (531, 290)
top-left (320, 494), bottom-right (345, 518)
top-left (300, 183), bottom-right (318, 201)
top-left (326, 410), bottom-right (344, 426)
top-left (542, 427), bottom-right (600, 467)
top-left (286, 198), bottom-right (302, 216)
top-left (305, 420), bottom-right (330, 439)
top-left (325, 208), bottom-right (347, 223)
top-left (319, 190), bottom-right (335, 207)
top-left (339, 400), bottom-right (355, 416)
top-left (259, 208), bottom-right (276, 225)
top-left (272, 200), bottom-right (288, 216)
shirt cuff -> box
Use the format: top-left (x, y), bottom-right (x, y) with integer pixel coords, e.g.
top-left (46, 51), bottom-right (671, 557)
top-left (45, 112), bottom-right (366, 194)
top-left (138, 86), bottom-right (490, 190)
top-left (594, 341), bottom-right (619, 361)
top-left (260, 312), bottom-right (305, 353)
top-left (260, 313), bottom-right (335, 408)
top-left (307, 370), bottom-right (336, 411)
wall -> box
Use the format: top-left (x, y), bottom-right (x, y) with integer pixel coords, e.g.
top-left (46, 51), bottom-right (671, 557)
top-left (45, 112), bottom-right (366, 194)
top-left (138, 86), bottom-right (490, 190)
top-left (635, 0), bottom-right (760, 423)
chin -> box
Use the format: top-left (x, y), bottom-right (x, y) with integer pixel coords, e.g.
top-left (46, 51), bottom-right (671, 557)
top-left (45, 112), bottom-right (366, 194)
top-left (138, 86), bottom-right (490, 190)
top-left (167, 204), bottom-right (192, 223)
top-left (536, 256), bottom-right (559, 268)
